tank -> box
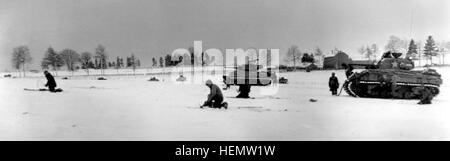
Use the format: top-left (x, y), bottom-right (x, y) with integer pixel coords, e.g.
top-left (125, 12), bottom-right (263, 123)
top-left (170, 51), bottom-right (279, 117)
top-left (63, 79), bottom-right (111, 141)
top-left (223, 64), bottom-right (277, 86)
top-left (343, 52), bottom-right (442, 99)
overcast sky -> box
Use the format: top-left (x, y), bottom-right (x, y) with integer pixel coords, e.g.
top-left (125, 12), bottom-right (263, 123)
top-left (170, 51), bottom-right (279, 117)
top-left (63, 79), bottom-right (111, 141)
top-left (0, 0), bottom-right (449, 70)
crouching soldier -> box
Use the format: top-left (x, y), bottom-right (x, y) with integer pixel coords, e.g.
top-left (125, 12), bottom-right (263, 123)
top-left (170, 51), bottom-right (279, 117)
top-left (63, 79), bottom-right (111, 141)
top-left (417, 87), bottom-right (434, 105)
top-left (44, 71), bottom-right (57, 92)
top-left (43, 71), bottom-right (62, 92)
top-left (201, 80), bottom-right (228, 109)
top-left (328, 72), bottom-right (339, 95)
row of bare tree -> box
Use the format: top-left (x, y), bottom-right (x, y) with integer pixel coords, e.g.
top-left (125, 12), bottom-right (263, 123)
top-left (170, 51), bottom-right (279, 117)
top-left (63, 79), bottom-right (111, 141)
top-left (11, 45), bottom-right (108, 77)
top-left (40, 45), bottom-right (108, 76)
top-left (359, 35), bottom-right (450, 66)
top-left (284, 46), bottom-right (326, 70)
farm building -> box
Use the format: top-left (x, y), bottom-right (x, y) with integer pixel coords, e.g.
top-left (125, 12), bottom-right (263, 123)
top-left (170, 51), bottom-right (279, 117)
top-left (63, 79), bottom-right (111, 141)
top-left (323, 51), bottom-right (352, 69)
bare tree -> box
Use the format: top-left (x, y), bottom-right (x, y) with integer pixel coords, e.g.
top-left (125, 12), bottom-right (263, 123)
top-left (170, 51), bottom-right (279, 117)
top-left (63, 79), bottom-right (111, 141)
top-left (358, 46), bottom-right (366, 59)
top-left (159, 57), bottom-right (164, 68)
top-left (416, 40), bottom-right (424, 66)
top-left (60, 49), bottom-right (80, 75)
top-left (188, 46), bottom-right (195, 76)
top-left (41, 46), bottom-right (63, 76)
top-left (370, 44), bottom-right (379, 60)
top-left (152, 57), bottom-right (158, 67)
top-left (80, 52), bottom-right (92, 75)
top-left (443, 41), bottom-right (450, 65)
top-left (385, 35), bottom-right (407, 53)
top-left (366, 46), bottom-right (374, 61)
top-left (357, 44), bottom-right (378, 61)
top-left (314, 47), bottom-right (323, 65)
top-left (285, 45), bottom-right (302, 71)
top-left (437, 46), bottom-right (445, 65)
top-left (130, 53), bottom-right (136, 76)
top-left (11, 45), bottom-right (32, 77)
top-left (95, 44), bottom-right (108, 75)
top-left (246, 48), bottom-right (258, 65)
top-left (332, 47), bottom-right (340, 55)
top-left (435, 41), bottom-right (450, 65)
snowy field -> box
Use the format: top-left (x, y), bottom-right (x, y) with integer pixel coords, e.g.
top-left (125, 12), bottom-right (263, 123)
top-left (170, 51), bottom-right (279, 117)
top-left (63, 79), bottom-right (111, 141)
top-left (1, 67), bottom-right (450, 140)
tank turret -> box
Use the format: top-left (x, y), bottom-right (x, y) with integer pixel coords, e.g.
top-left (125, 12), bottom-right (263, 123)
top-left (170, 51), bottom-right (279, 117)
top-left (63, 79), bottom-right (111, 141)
top-left (377, 52), bottom-right (414, 70)
top-left (223, 64), bottom-right (277, 86)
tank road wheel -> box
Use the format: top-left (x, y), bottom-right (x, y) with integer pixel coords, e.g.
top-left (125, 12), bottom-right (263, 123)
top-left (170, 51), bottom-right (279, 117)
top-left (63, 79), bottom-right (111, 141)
top-left (430, 87), bottom-right (440, 96)
top-left (395, 85), bottom-right (415, 99)
top-left (407, 85), bottom-right (439, 99)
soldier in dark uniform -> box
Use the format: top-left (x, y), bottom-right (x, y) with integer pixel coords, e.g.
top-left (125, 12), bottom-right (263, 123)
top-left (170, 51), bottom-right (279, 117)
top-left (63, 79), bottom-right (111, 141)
top-left (390, 75), bottom-right (402, 98)
top-left (201, 80), bottom-right (227, 108)
top-left (418, 87), bottom-right (434, 105)
top-left (382, 51), bottom-right (393, 59)
top-left (342, 63), bottom-right (354, 78)
top-left (328, 72), bottom-right (339, 95)
top-left (44, 71), bottom-right (57, 92)
top-left (377, 74), bottom-right (391, 98)
top-left (222, 75), bottom-right (230, 90)
top-left (236, 84), bottom-right (251, 98)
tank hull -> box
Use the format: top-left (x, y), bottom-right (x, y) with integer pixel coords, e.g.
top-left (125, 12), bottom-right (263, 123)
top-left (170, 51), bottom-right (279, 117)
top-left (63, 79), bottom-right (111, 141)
top-left (343, 69), bottom-right (442, 99)
top-left (224, 70), bottom-right (276, 86)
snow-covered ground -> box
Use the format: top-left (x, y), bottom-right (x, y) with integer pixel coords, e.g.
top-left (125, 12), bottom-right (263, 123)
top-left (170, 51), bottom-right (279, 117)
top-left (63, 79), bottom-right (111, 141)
top-left (1, 67), bottom-right (450, 140)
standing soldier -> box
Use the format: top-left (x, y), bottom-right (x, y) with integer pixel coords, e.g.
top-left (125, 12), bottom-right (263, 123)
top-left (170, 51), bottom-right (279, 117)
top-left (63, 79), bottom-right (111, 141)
top-left (328, 72), bottom-right (339, 95)
top-left (236, 84), bottom-right (251, 98)
top-left (222, 75), bottom-right (230, 90)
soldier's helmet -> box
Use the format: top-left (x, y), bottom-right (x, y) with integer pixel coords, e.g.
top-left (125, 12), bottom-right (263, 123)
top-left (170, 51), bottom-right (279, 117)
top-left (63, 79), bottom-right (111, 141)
top-left (382, 51), bottom-right (393, 58)
top-left (392, 52), bottom-right (402, 58)
top-left (205, 79), bottom-right (213, 86)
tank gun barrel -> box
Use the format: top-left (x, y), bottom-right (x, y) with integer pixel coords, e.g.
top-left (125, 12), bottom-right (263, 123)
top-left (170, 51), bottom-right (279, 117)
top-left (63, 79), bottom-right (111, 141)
top-left (347, 63), bottom-right (378, 69)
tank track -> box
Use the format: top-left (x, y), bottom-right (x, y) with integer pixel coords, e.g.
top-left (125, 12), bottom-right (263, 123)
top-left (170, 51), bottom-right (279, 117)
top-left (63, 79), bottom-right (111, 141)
top-left (343, 73), bottom-right (440, 99)
top-left (343, 73), bottom-right (359, 97)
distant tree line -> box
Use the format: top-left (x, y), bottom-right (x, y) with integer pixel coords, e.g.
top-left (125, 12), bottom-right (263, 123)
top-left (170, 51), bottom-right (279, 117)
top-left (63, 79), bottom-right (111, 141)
top-left (284, 45), bottom-right (324, 71)
top-left (150, 46), bottom-right (214, 68)
top-left (39, 44), bottom-right (140, 76)
top-left (357, 44), bottom-right (379, 61)
top-left (10, 35), bottom-right (450, 77)
top-left (283, 35), bottom-right (450, 71)
top-left (367, 35), bottom-right (448, 66)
